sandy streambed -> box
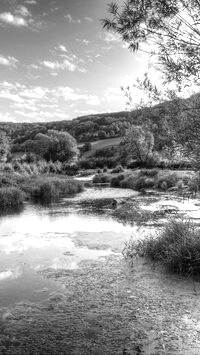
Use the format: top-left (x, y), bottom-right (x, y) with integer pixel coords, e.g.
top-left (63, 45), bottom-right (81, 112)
top-left (0, 188), bottom-right (200, 354)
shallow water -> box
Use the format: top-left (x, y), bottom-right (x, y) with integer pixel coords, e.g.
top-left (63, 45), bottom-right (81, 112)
top-left (0, 187), bottom-right (137, 307)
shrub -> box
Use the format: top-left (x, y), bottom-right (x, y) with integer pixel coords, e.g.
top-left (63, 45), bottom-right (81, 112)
top-left (111, 165), bottom-right (124, 174)
top-left (21, 176), bottom-right (83, 204)
top-left (0, 187), bottom-right (24, 212)
top-left (93, 174), bottom-right (110, 184)
top-left (110, 174), bottom-right (125, 187)
top-left (139, 168), bottom-right (159, 177)
top-left (96, 168), bottom-right (102, 174)
top-left (156, 173), bottom-right (179, 190)
top-left (123, 219), bottom-right (200, 277)
top-left (120, 175), bottom-right (154, 190)
top-left (103, 167), bottom-right (108, 173)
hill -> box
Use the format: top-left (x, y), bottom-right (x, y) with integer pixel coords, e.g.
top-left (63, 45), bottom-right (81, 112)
top-left (1, 92), bottom-right (200, 155)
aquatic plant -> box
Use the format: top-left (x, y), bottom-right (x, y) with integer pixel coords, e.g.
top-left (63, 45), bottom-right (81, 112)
top-left (123, 219), bottom-right (200, 277)
top-left (0, 187), bottom-right (24, 212)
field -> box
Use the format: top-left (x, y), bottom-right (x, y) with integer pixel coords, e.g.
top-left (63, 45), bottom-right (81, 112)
top-left (79, 137), bottom-right (122, 157)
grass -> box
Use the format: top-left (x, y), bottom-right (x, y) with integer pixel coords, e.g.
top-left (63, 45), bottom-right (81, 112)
top-left (93, 174), bottom-right (111, 184)
top-left (0, 173), bottom-right (84, 207)
top-left (0, 187), bottom-right (24, 212)
top-left (123, 219), bottom-right (200, 277)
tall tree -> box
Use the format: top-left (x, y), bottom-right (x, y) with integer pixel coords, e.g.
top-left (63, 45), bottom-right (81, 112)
top-left (102, 0), bottom-right (200, 87)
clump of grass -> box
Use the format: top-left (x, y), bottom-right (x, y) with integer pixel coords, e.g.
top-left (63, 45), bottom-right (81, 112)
top-left (139, 169), bottom-right (159, 177)
top-left (93, 174), bottom-right (110, 184)
top-left (110, 174), bottom-right (125, 187)
top-left (0, 187), bottom-right (24, 212)
top-left (120, 175), bottom-right (154, 190)
top-left (123, 219), bottom-right (200, 277)
top-left (111, 165), bottom-right (124, 174)
top-left (156, 173), bottom-right (179, 190)
top-left (20, 176), bottom-right (83, 204)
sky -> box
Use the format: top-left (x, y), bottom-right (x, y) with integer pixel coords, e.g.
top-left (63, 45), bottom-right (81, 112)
top-left (0, 0), bottom-right (150, 123)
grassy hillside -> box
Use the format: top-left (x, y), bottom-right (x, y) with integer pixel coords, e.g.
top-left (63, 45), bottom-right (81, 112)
top-left (79, 137), bottom-right (122, 157)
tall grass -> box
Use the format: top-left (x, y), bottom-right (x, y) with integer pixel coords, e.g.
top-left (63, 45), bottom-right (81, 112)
top-left (0, 187), bottom-right (24, 212)
top-left (123, 219), bottom-right (200, 277)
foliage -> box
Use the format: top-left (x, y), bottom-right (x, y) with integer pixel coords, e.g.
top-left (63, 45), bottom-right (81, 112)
top-left (121, 126), bottom-right (155, 163)
top-left (110, 174), bottom-right (125, 187)
top-left (156, 173), bottom-right (179, 190)
top-left (0, 187), bottom-right (24, 212)
top-left (111, 165), bottom-right (124, 174)
top-left (93, 174), bottom-right (111, 184)
top-left (123, 219), bottom-right (200, 277)
top-left (0, 131), bottom-right (10, 162)
top-left (103, 0), bottom-right (200, 87)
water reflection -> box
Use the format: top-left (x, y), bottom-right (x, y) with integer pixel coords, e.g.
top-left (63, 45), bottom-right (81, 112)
top-left (0, 188), bottom-right (135, 306)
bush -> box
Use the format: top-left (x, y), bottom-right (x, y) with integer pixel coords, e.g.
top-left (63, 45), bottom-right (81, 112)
top-left (123, 219), bottom-right (200, 277)
top-left (111, 165), bottom-right (124, 174)
top-left (120, 175), bottom-right (154, 190)
top-left (139, 169), bottom-right (159, 177)
top-left (0, 187), bottom-right (24, 212)
top-left (21, 176), bottom-right (83, 204)
top-left (156, 173), bottom-right (179, 190)
top-left (93, 174), bottom-right (110, 184)
top-left (110, 174), bottom-right (125, 187)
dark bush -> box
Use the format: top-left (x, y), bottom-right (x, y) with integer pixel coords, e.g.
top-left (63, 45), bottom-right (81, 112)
top-left (110, 174), bottom-right (125, 187)
top-left (111, 165), bottom-right (124, 174)
top-left (120, 175), bottom-right (154, 190)
top-left (0, 187), bottom-right (24, 212)
top-left (140, 169), bottom-right (159, 177)
top-left (156, 173), bottom-right (179, 190)
top-left (93, 174), bottom-right (111, 184)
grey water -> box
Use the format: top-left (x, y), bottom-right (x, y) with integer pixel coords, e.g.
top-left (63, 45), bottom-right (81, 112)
top-left (0, 187), bottom-right (137, 307)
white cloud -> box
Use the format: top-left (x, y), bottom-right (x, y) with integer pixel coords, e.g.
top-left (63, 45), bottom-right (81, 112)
top-left (103, 32), bottom-right (121, 43)
top-left (65, 14), bottom-right (81, 24)
top-left (0, 12), bottom-right (28, 27)
top-left (82, 39), bottom-right (90, 46)
top-left (103, 87), bottom-right (124, 102)
top-left (87, 95), bottom-right (100, 106)
top-left (58, 45), bottom-right (67, 52)
top-left (42, 59), bottom-right (76, 72)
top-left (15, 6), bottom-right (31, 18)
top-left (24, 0), bottom-right (37, 4)
top-left (84, 17), bottom-right (93, 22)
top-left (0, 55), bottom-right (18, 68)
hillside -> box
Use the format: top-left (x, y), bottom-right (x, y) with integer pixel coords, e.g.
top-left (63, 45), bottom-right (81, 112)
top-left (1, 92), bottom-right (200, 153)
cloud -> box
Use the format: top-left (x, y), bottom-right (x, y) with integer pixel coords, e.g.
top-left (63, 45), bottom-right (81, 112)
top-left (103, 32), bottom-right (121, 43)
top-left (0, 55), bottom-right (18, 68)
top-left (58, 45), bottom-right (67, 52)
top-left (24, 0), bottom-right (37, 4)
top-left (82, 39), bottom-right (90, 46)
top-left (84, 17), bottom-right (93, 22)
top-left (15, 5), bottom-right (31, 18)
top-left (65, 14), bottom-right (81, 24)
top-left (0, 12), bottom-right (28, 26)
top-left (42, 59), bottom-right (76, 72)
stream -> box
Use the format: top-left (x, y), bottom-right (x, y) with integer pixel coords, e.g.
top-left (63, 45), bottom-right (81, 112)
top-left (0, 187), bottom-right (137, 307)
top-left (1, 187), bottom-right (200, 354)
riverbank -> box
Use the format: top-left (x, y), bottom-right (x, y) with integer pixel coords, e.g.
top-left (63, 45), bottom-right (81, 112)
top-left (0, 173), bottom-right (83, 212)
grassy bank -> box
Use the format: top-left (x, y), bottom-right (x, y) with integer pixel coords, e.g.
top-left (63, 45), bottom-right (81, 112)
top-left (92, 167), bottom-right (197, 194)
top-left (0, 173), bottom-right (84, 212)
top-left (123, 219), bottom-right (200, 277)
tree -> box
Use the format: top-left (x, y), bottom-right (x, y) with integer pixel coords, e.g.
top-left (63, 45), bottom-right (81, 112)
top-left (102, 0), bottom-right (200, 87)
top-left (0, 131), bottom-right (10, 162)
top-left (46, 130), bottom-right (79, 163)
top-left (120, 126), bottom-right (155, 163)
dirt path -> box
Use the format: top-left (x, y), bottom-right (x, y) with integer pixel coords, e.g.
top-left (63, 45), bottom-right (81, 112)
top-left (1, 254), bottom-right (200, 354)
